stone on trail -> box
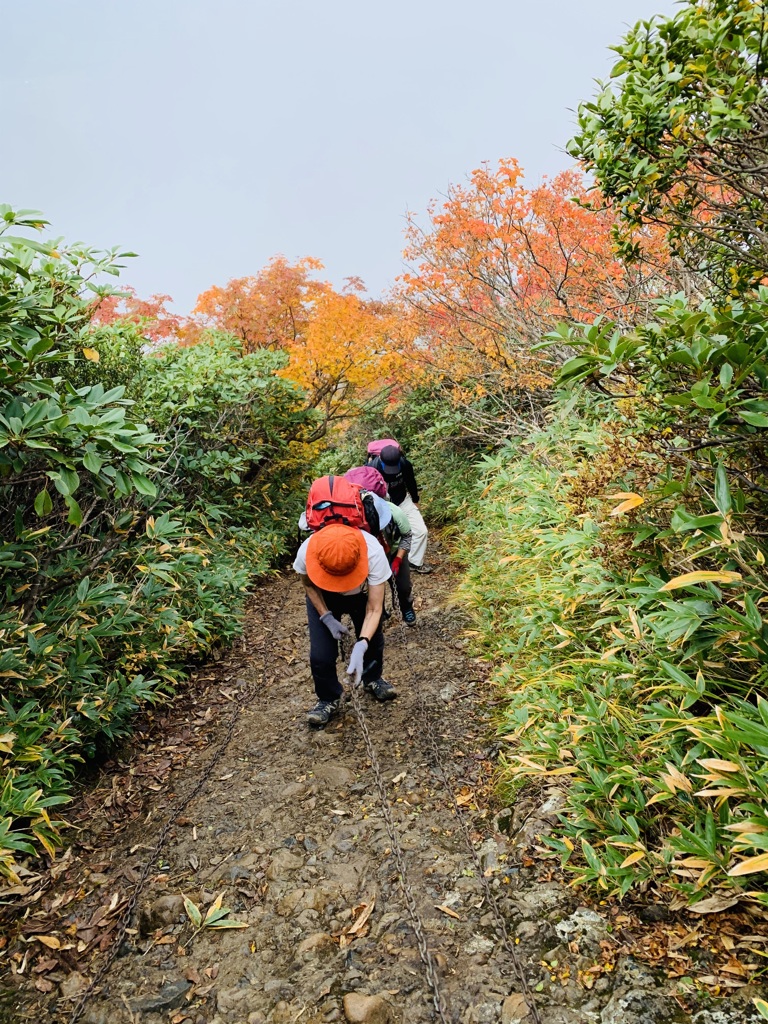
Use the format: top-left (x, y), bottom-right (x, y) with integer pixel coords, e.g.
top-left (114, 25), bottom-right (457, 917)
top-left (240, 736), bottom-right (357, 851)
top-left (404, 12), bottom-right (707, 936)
top-left (297, 931), bottom-right (336, 956)
top-left (139, 892), bottom-right (185, 934)
top-left (466, 1002), bottom-right (504, 1023)
top-left (59, 971), bottom-right (89, 1000)
top-left (555, 907), bottom-right (607, 947)
top-left (342, 992), bottom-right (395, 1023)
top-left (502, 992), bottom-right (532, 1023)
top-left (600, 989), bottom-right (677, 1024)
top-left (464, 934), bottom-right (495, 955)
top-left (128, 979), bottom-right (192, 1013)
top-left (266, 848), bottom-right (303, 880)
top-left (314, 762), bottom-right (356, 788)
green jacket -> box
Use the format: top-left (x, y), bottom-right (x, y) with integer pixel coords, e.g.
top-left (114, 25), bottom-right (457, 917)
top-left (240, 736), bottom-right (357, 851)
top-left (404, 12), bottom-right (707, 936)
top-left (383, 500), bottom-right (412, 553)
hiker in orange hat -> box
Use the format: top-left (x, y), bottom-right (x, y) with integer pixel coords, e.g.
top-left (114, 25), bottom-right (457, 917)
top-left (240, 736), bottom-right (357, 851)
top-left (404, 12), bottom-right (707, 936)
top-left (293, 523), bottom-right (396, 727)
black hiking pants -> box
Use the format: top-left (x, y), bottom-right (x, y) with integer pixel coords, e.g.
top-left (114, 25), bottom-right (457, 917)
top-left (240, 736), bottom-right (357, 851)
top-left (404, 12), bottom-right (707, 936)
top-left (392, 554), bottom-right (413, 615)
top-left (306, 592), bottom-right (384, 702)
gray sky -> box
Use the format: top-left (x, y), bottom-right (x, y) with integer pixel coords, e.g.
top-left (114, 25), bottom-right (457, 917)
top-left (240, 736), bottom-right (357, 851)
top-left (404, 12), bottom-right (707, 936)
top-left (5, 0), bottom-right (675, 312)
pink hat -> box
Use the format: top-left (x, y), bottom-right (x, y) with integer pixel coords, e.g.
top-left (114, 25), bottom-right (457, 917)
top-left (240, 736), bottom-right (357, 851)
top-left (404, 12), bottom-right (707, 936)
top-left (345, 465), bottom-right (388, 498)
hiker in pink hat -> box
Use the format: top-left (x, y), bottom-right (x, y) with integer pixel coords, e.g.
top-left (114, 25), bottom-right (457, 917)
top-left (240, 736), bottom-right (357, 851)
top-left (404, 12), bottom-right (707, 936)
top-left (366, 439), bottom-right (433, 574)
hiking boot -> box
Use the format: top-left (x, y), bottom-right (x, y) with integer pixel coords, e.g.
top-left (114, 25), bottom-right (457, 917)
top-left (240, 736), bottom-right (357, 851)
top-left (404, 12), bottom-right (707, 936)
top-left (307, 698), bottom-right (342, 727)
top-left (364, 677), bottom-right (398, 701)
top-left (403, 608), bottom-right (417, 627)
top-left (411, 562), bottom-right (434, 574)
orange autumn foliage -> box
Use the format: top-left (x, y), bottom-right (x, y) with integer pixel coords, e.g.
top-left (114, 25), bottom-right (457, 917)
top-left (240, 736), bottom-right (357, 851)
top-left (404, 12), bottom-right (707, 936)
top-left (400, 159), bottom-right (671, 396)
top-left (92, 288), bottom-right (186, 345)
top-left (192, 257), bottom-right (404, 425)
top-left (284, 289), bottom-right (402, 423)
top-left (193, 256), bottom-right (326, 351)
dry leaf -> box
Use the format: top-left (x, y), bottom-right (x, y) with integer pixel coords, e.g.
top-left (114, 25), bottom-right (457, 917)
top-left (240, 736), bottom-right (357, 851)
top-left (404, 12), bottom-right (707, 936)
top-left (349, 897), bottom-right (376, 935)
top-left (435, 904), bottom-right (462, 920)
top-left (620, 850), bottom-right (646, 868)
top-left (609, 494), bottom-right (644, 516)
top-left (659, 570), bottom-right (742, 592)
top-left (688, 894), bottom-right (741, 913)
top-left (33, 935), bottom-right (61, 950)
top-left (697, 758), bottom-right (741, 773)
top-left (729, 853), bottom-right (768, 877)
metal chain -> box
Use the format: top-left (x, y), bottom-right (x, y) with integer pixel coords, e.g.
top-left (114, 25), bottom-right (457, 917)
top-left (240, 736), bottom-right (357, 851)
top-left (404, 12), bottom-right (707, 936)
top-left (66, 587), bottom-right (289, 1024)
top-left (389, 580), bottom-right (543, 1024)
top-left (341, 636), bottom-right (453, 1024)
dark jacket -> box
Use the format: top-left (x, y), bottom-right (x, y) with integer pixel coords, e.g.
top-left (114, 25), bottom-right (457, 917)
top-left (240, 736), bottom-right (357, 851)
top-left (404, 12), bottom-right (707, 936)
top-left (368, 454), bottom-right (419, 506)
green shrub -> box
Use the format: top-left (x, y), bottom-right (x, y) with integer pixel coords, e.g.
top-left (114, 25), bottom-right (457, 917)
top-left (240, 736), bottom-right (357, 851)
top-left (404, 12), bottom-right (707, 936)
top-left (0, 211), bottom-right (315, 881)
top-left (459, 352), bottom-right (768, 904)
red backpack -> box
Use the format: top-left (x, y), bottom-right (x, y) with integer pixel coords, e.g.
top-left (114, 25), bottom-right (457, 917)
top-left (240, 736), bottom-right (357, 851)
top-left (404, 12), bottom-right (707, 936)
top-left (305, 475), bottom-right (368, 532)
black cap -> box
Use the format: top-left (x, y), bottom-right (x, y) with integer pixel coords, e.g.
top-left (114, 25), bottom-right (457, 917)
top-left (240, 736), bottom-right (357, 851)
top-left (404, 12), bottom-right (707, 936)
top-left (380, 444), bottom-right (401, 467)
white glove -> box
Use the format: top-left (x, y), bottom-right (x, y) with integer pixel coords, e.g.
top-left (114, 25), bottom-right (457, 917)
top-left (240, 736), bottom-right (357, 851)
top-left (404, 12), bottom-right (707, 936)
top-left (320, 612), bottom-right (349, 640)
top-left (346, 639), bottom-right (368, 686)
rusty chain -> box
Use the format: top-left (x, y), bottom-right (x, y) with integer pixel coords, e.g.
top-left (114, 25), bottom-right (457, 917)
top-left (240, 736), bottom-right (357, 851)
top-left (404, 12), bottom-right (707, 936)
top-left (66, 586), bottom-right (289, 1024)
top-left (389, 576), bottom-right (543, 1024)
top-left (340, 633), bottom-right (453, 1023)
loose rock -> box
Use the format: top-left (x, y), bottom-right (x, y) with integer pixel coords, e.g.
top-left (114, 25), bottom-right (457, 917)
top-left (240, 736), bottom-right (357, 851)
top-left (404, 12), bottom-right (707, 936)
top-left (502, 992), bottom-right (532, 1023)
top-left (59, 972), bottom-right (89, 1000)
top-left (267, 849), bottom-right (303, 880)
top-left (129, 979), bottom-right (192, 1013)
top-left (297, 931), bottom-right (336, 956)
top-left (139, 893), bottom-right (185, 934)
top-left (342, 992), bottom-right (395, 1023)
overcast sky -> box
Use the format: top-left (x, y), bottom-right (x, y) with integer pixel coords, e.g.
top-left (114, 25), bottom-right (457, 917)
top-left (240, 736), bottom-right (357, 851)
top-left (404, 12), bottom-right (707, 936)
top-left (5, 0), bottom-right (675, 311)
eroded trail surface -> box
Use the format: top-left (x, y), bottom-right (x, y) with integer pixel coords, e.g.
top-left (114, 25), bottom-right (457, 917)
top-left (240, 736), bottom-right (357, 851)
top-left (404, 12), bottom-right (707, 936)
top-left (2, 543), bottom-right (763, 1024)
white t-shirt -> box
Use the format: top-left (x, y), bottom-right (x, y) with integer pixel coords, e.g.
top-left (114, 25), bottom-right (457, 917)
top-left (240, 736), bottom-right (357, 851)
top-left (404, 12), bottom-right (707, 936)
top-left (293, 530), bottom-right (392, 594)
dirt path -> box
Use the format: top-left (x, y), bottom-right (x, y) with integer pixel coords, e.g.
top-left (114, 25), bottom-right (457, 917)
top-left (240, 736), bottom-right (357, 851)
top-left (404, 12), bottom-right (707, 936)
top-left (1, 541), bottom-right (764, 1024)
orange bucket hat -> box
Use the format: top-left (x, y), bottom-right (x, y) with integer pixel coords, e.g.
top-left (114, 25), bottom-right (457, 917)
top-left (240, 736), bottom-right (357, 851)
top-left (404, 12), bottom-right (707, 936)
top-left (305, 524), bottom-right (369, 592)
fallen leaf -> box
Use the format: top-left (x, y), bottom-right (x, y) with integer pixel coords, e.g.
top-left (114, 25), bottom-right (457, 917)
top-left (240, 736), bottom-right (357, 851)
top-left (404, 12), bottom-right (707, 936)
top-left (349, 898), bottom-right (376, 935)
top-left (32, 935), bottom-right (61, 950)
top-left (609, 494), bottom-right (644, 516)
top-left (689, 894), bottom-right (741, 914)
top-left (33, 958), bottom-right (58, 974)
top-left (435, 904), bottom-right (462, 920)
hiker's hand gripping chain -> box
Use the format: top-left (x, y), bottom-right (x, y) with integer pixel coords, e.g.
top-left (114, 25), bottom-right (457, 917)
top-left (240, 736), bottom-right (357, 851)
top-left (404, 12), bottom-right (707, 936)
top-left (346, 638), bottom-right (368, 685)
top-left (320, 611), bottom-right (349, 640)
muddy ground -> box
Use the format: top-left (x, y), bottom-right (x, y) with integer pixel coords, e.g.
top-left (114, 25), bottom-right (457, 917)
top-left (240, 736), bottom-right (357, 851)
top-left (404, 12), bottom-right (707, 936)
top-left (1, 540), bottom-right (765, 1024)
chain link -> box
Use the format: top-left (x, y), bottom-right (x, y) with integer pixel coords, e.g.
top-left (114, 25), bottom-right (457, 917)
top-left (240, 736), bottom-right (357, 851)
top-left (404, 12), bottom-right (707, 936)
top-left (389, 578), bottom-right (543, 1024)
top-left (342, 635), bottom-right (453, 1024)
top-left (66, 588), bottom-right (289, 1024)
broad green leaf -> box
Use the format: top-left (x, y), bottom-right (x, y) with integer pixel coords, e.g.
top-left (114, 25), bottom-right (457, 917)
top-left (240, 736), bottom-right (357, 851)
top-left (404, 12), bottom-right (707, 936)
top-left (131, 473), bottom-right (157, 497)
top-left (82, 452), bottom-right (103, 474)
top-left (64, 496), bottom-right (82, 526)
top-left (33, 489), bottom-right (52, 517)
top-left (714, 464), bottom-right (731, 515)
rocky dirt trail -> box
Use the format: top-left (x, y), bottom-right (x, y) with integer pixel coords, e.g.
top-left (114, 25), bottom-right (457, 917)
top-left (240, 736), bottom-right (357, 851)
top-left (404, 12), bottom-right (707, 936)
top-left (1, 540), bottom-right (765, 1024)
